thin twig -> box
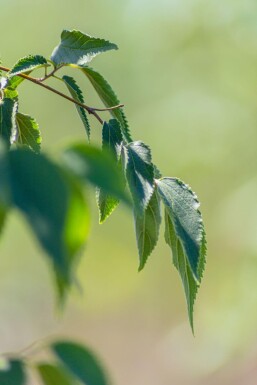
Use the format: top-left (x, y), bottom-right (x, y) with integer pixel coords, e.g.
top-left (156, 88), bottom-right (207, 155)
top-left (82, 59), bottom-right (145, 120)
top-left (0, 65), bottom-right (124, 125)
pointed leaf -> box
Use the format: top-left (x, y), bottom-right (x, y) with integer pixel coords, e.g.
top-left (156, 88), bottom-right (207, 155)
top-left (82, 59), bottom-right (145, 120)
top-left (6, 149), bottom-right (90, 302)
top-left (0, 359), bottom-right (26, 385)
top-left (15, 112), bottom-right (41, 153)
top-left (135, 188), bottom-right (161, 270)
top-left (52, 341), bottom-right (109, 385)
top-left (157, 178), bottom-right (205, 280)
top-left (97, 119), bottom-right (123, 223)
top-left (62, 75), bottom-right (90, 139)
top-left (63, 143), bottom-right (129, 204)
top-left (0, 98), bottom-right (17, 147)
top-left (8, 55), bottom-right (48, 77)
top-left (124, 141), bottom-right (154, 213)
top-left (51, 29), bottom-right (117, 66)
top-left (81, 67), bottom-right (131, 142)
top-left (37, 363), bottom-right (74, 385)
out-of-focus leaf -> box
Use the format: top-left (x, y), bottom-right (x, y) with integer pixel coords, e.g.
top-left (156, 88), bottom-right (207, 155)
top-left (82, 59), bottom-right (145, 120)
top-left (0, 359), bottom-right (26, 385)
top-left (62, 75), bottom-right (90, 140)
top-left (52, 341), bottom-right (109, 385)
top-left (37, 363), bottom-right (74, 385)
top-left (51, 29), bottom-right (117, 66)
top-left (81, 67), bottom-right (131, 142)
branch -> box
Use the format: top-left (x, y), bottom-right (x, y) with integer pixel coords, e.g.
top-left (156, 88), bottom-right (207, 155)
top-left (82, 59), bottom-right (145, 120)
top-left (0, 65), bottom-right (124, 125)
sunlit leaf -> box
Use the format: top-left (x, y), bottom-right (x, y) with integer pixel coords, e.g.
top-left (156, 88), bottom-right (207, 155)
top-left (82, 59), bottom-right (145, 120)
top-left (52, 341), bottom-right (109, 385)
top-left (0, 98), bottom-right (17, 147)
top-left (37, 363), bottom-right (74, 385)
top-left (51, 29), bottom-right (117, 66)
top-left (8, 55), bottom-right (48, 77)
top-left (62, 75), bottom-right (90, 140)
top-left (15, 112), bottom-right (41, 153)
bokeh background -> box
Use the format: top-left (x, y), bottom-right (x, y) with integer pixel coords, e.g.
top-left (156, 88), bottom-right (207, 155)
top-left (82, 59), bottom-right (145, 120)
top-left (1, 0), bottom-right (257, 384)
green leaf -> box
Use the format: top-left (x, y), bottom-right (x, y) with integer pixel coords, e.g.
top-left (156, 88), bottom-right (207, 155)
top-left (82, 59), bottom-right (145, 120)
top-left (51, 29), bottom-right (117, 66)
top-left (3, 87), bottom-right (18, 100)
top-left (62, 75), bottom-right (90, 140)
top-left (37, 363), bottom-right (74, 385)
top-left (124, 141), bottom-right (154, 213)
top-left (135, 188), bottom-right (161, 270)
top-left (7, 149), bottom-right (90, 301)
top-left (63, 143), bottom-right (129, 205)
top-left (15, 112), bottom-right (41, 153)
top-left (157, 177), bottom-right (206, 280)
top-left (0, 359), bottom-right (26, 385)
top-left (157, 178), bottom-right (206, 331)
top-left (81, 67), bottom-right (132, 142)
top-left (52, 341), bottom-right (109, 385)
top-left (0, 98), bottom-right (17, 147)
top-left (97, 119), bottom-right (123, 223)
top-left (8, 55), bottom-right (48, 77)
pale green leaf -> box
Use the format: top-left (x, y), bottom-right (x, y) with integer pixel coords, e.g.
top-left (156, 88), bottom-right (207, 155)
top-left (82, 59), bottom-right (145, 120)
top-left (62, 75), bottom-right (90, 140)
top-left (52, 341), bottom-right (109, 385)
top-left (124, 141), bottom-right (154, 213)
top-left (8, 55), bottom-right (48, 77)
top-left (0, 359), bottom-right (26, 385)
top-left (37, 363), bottom-right (74, 385)
top-left (51, 29), bottom-right (117, 66)
top-left (97, 119), bottom-right (123, 223)
top-left (135, 188), bottom-right (161, 270)
top-left (16, 112), bottom-right (41, 153)
top-left (81, 67), bottom-right (131, 142)
top-left (0, 98), bottom-right (17, 147)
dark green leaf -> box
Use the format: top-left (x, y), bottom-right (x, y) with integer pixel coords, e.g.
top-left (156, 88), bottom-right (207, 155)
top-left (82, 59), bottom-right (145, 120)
top-left (81, 67), bottom-right (131, 142)
top-left (62, 75), bottom-right (90, 140)
top-left (8, 55), bottom-right (48, 77)
top-left (63, 143), bottom-right (129, 204)
top-left (52, 341), bottom-right (109, 385)
top-left (51, 29), bottom-right (117, 66)
top-left (0, 359), bottom-right (26, 385)
top-left (0, 98), bottom-right (17, 147)
top-left (124, 141), bottom-right (154, 213)
top-left (37, 363), bottom-right (74, 385)
top-left (97, 119), bottom-right (123, 223)
top-left (157, 177), bottom-right (206, 280)
top-left (135, 188), bottom-right (161, 270)
top-left (7, 149), bottom-right (90, 301)
top-left (15, 112), bottom-right (41, 153)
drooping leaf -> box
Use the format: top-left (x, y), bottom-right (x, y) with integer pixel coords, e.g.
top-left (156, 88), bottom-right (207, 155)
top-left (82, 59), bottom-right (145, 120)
top-left (81, 67), bottom-right (131, 142)
top-left (8, 55), bottom-right (48, 77)
top-left (37, 363), bottom-right (74, 385)
top-left (52, 341), bottom-right (109, 385)
top-left (97, 119), bottom-right (123, 223)
top-left (135, 188), bottom-right (161, 271)
top-left (0, 98), bottom-right (17, 147)
top-left (15, 112), bottom-right (41, 153)
top-left (51, 29), bottom-right (117, 67)
top-left (4, 87), bottom-right (18, 100)
top-left (157, 177), bottom-right (206, 280)
top-left (0, 359), bottom-right (26, 385)
top-left (62, 75), bottom-right (90, 140)
top-left (7, 149), bottom-right (90, 301)
top-left (63, 143), bottom-right (129, 204)
top-left (123, 141), bottom-right (154, 213)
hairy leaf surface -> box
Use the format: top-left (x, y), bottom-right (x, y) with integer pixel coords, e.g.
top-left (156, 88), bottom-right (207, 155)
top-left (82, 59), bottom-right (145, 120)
top-left (52, 341), bottom-right (109, 385)
top-left (8, 55), bottom-right (48, 77)
top-left (135, 188), bottom-right (161, 270)
top-left (16, 112), bottom-right (41, 152)
top-left (81, 67), bottom-right (131, 142)
top-left (0, 359), bottom-right (26, 385)
top-left (97, 119), bottom-right (123, 223)
top-left (124, 141), bottom-right (154, 213)
top-left (62, 75), bottom-right (90, 140)
top-left (37, 363), bottom-right (73, 385)
top-left (64, 143), bottom-right (129, 204)
top-left (51, 29), bottom-right (117, 66)
top-left (0, 98), bottom-right (17, 146)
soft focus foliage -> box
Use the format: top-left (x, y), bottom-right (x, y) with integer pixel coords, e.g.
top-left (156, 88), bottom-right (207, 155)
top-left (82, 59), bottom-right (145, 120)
top-left (1, 1), bottom-right (257, 384)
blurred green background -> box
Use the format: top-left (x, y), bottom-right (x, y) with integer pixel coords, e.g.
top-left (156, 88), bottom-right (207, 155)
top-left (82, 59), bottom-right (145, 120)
top-left (1, 0), bottom-right (257, 384)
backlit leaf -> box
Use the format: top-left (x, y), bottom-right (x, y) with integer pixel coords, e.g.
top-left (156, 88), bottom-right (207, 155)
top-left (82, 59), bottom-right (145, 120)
top-left (0, 98), bottom-right (17, 147)
top-left (37, 363), bottom-right (74, 385)
top-left (51, 29), bottom-right (117, 66)
top-left (15, 112), bottom-right (41, 153)
top-left (8, 55), bottom-right (48, 77)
